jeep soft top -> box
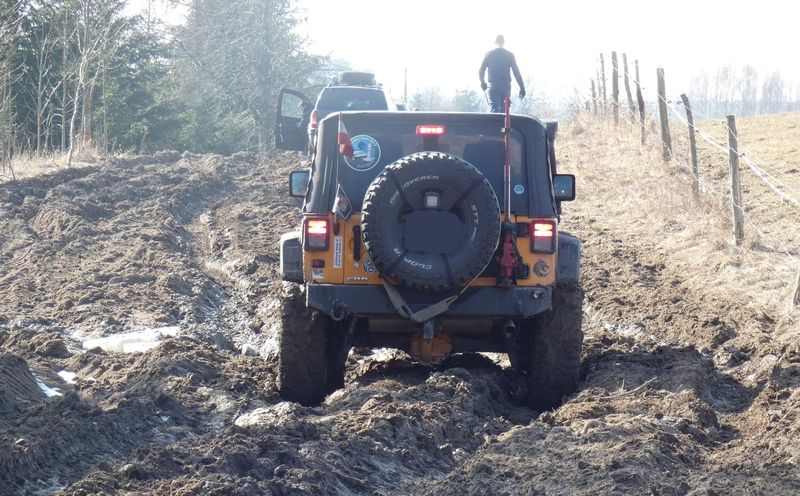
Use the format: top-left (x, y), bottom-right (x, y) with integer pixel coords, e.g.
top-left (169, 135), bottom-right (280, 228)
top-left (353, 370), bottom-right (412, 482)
top-left (276, 108), bottom-right (582, 409)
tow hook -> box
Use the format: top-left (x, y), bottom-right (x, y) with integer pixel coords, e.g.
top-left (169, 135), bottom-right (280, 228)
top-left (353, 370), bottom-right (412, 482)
top-left (330, 302), bottom-right (348, 322)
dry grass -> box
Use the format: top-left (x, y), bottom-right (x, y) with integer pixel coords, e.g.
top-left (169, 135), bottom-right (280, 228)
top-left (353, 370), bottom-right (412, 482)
top-left (560, 112), bottom-right (800, 324)
top-left (0, 149), bottom-right (105, 183)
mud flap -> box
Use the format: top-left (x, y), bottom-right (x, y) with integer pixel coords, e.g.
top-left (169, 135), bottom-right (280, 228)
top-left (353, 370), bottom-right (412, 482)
top-left (280, 232), bottom-right (303, 283)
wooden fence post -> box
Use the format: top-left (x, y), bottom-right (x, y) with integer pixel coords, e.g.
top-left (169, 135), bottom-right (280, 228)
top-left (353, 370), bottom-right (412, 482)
top-left (635, 60), bottom-right (645, 145)
top-left (792, 269), bottom-right (800, 308)
top-left (727, 115), bottom-right (745, 245)
top-left (611, 52), bottom-right (619, 125)
top-left (622, 53), bottom-right (635, 121)
top-left (680, 93), bottom-right (700, 199)
top-left (591, 79), bottom-right (598, 114)
top-left (657, 68), bottom-right (672, 161)
top-left (599, 53), bottom-right (607, 114)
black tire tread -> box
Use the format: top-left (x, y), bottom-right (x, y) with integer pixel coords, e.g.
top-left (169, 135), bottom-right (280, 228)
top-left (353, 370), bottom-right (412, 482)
top-left (277, 288), bottom-right (348, 406)
top-left (362, 152), bottom-right (500, 292)
top-left (527, 283), bottom-right (584, 410)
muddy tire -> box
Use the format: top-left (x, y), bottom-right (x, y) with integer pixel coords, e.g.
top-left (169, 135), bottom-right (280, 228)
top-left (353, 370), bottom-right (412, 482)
top-left (277, 289), bottom-right (349, 406)
top-left (526, 284), bottom-right (584, 410)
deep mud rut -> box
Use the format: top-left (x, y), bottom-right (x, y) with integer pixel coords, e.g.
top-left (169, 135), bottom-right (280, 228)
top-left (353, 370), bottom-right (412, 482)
top-left (0, 151), bottom-right (798, 495)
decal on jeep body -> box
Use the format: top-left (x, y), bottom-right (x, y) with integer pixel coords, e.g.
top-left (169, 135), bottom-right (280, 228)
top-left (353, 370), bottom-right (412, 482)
top-left (333, 236), bottom-right (343, 268)
top-left (344, 135), bottom-right (381, 171)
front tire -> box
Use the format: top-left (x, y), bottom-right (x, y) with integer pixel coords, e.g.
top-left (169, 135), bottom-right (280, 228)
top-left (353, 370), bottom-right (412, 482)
top-left (277, 289), bottom-right (349, 406)
top-left (524, 284), bottom-right (584, 410)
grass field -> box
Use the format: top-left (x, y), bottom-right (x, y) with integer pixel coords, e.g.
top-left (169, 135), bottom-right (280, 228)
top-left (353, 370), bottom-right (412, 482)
top-left (563, 110), bottom-right (800, 321)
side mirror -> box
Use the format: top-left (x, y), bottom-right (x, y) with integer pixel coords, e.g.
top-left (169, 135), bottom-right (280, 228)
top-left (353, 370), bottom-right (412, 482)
top-left (289, 170), bottom-right (310, 198)
top-left (553, 174), bottom-right (576, 202)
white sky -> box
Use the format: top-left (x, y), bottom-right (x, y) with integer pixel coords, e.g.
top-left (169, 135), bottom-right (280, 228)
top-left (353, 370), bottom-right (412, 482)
top-left (129, 0), bottom-right (800, 103)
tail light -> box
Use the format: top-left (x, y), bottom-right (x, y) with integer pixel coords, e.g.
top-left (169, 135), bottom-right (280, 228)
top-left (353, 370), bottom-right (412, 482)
top-left (304, 217), bottom-right (329, 251)
top-left (309, 110), bottom-right (319, 130)
top-left (531, 220), bottom-right (556, 253)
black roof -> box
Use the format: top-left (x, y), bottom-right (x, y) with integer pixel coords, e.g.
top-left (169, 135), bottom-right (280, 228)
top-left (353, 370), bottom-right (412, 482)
top-left (305, 111), bottom-right (558, 218)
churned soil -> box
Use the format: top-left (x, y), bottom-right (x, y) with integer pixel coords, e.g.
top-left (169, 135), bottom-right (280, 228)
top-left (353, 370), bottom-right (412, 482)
top-left (1, 119), bottom-right (798, 495)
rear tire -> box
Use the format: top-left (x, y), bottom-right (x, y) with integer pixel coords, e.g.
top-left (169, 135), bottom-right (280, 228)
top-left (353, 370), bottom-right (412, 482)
top-left (525, 284), bottom-right (584, 410)
top-left (277, 289), bottom-right (349, 406)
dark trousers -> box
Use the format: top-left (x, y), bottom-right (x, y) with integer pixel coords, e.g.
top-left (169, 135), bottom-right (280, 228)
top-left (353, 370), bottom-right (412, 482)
top-left (488, 83), bottom-right (511, 113)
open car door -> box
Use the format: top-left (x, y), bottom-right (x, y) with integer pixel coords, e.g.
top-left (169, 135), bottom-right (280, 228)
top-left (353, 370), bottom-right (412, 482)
top-left (275, 89), bottom-right (312, 151)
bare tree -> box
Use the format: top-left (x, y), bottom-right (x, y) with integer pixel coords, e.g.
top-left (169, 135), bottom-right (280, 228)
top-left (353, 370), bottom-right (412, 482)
top-left (25, 3), bottom-right (72, 154)
top-left (740, 65), bottom-right (758, 116)
top-left (1, 0), bottom-right (25, 173)
top-left (713, 64), bottom-right (737, 116)
top-left (761, 71), bottom-right (785, 114)
top-left (67, 0), bottom-right (126, 166)
top-left (411, 86), bottom-right (448, 111)
top-left (690, 70), bottom-right (710, 116)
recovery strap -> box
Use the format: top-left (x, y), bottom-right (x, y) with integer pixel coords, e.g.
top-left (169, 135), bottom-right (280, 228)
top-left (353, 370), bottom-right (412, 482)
top-left (382, 281), bottom-right (458, 324)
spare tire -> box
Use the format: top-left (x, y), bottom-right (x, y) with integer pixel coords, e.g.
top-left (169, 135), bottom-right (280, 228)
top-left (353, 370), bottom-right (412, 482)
top-left (362, 152), bottom-right (501, 292)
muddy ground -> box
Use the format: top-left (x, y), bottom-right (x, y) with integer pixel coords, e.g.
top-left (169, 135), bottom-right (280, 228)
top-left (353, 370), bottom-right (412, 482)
top-left (1, 142), bottom-right (798, 495)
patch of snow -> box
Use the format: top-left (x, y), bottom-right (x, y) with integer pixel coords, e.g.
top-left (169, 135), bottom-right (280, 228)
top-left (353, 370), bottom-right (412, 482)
top-left (82, 326), bottom-right (180, 353)
top-left (160, 415), bottom-right (170, 422)
top-left (36, 379), bottom-right (63, 397)
top-left (481, 352), bottom-right (511, 368)
top-left (355, 347), bottom-right (401, 365)
top-left (57, 370), bottom-right (77, 384)
top-left (235, 402), bottom-right (302, 428)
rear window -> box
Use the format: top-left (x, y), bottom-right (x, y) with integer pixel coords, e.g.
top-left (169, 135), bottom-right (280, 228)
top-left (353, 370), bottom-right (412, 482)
top-left (335, 125), bottom-right (528, 214)
top-left (317, 88), bottom-right (388, 111)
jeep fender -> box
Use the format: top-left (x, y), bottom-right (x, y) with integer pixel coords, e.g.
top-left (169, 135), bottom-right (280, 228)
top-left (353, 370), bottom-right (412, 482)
top-left (556, 231), bottom-right (581, 285)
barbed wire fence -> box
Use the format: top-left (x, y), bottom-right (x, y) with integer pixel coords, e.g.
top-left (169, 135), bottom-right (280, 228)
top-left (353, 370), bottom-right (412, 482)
top-left (585, 54), bottom-right (800, 308)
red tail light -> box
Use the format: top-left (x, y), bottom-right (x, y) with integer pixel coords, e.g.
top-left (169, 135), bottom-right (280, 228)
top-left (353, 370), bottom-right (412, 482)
top-left (304, 217), bottom-right (329, 250)
top-left (531, 221), bottom-right (556, 253)
top-left (309, 110), bottom-right (319, 129)
top-left (416, 125), bottom-right (446, 136)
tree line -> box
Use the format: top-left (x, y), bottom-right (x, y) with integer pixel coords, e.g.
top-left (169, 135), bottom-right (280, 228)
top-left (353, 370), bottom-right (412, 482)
top-left (0, 0), bottom-right (324, 167)
top-left (409, 80), bottom-right (557, 117)
top-left (689, 65), bottom-right (800, 118)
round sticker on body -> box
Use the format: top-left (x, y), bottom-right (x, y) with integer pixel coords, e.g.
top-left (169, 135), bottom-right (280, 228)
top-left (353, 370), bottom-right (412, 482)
top-left (345, 135), bottom-right (381, 171)
top-left (514, 184), bottom-right (525, 195)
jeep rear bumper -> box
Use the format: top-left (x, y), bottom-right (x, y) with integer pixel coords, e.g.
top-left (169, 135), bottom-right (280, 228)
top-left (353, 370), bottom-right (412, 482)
top-left (306, 284), bottom-right (552, 320)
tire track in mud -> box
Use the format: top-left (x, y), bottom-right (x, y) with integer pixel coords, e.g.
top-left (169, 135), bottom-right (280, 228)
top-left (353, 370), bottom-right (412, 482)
top-left (413, 207), bottom-right (799, 495)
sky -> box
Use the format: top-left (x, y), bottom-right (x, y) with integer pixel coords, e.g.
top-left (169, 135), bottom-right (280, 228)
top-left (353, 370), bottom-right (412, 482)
top-left (128, 0), bottom-right (800, 105)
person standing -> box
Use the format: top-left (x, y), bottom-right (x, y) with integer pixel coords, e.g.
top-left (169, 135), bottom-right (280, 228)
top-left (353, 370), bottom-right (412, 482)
top-left (479, 35), bottom-right (526, 113)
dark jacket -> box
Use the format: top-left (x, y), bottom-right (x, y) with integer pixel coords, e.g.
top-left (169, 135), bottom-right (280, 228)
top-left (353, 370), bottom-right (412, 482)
top-left (479, 48), bottom-right (524, 89)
